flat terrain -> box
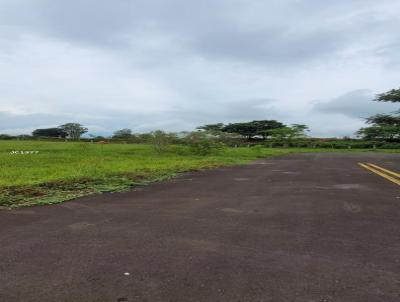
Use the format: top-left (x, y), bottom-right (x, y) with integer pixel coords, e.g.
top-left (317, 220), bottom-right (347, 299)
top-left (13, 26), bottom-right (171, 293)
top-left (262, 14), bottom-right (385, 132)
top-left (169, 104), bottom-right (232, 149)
top-left (1, 153), bottom-right (399, 301)
top-left (0, 141), bottom-right (318, 207)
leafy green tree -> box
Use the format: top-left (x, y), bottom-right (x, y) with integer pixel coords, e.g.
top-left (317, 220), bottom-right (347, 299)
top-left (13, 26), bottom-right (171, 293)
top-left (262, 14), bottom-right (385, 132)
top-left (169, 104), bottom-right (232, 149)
top-left (32, 128), bottom-right (67, 138)
top-left (366, 114), bottom-right (400, 126)
top-left (269, 124), bottom-right (309, 142)
top-left (221, 122), bottom-right (253, 139)
top-left (268, 127), bottom-right (293, 141)
top-left (375, 88), bottom-right (400, 103)
top-left (59, 123), bottom-right (88, 140)
top-left (358, 88), bottom-right (400, 141)
top-left (197, 123), bottom-right (225, 132)
top-left (222, 120), bottom-right (285, 139)
top-left (357, 126), bottom-right (399, 141)
top-left (291, 124), bottom-right (310, 135)
top-left (112, 128), bottom-right (133, 139)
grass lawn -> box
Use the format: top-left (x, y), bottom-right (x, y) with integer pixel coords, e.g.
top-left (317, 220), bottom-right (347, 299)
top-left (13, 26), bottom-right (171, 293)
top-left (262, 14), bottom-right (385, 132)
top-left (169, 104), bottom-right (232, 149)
top-left (0, 140), bottom-right (398, 208)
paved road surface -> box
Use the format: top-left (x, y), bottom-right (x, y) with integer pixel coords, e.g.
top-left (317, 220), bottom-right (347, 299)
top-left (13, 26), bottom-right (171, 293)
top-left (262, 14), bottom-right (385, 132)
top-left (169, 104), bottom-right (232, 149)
top-left (1, 153), bottom-right (400, 302)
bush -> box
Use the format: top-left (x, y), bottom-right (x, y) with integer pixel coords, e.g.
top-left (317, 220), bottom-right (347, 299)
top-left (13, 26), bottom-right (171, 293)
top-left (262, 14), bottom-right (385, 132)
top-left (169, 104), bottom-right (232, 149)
top-left (380, 143), bottom-right (400, 149)
top-left (150, 130), bottom-right (175, 153)
top-left (184, 132), bottom-right (224, 155)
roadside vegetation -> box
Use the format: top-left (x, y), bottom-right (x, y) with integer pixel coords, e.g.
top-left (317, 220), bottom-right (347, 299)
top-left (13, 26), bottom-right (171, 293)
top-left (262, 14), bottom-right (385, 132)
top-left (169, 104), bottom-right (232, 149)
top-left (0, 88), bottom-right (398, 208)
top-left (0, 141), bottom-right (299, 208)
top-left (1, 141), bottom-right (398, 209)
top-left (357, 88), bottom-right (400, 141)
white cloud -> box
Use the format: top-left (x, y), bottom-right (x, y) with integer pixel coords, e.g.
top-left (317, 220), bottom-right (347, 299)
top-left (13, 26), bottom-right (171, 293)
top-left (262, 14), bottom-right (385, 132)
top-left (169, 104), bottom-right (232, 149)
top-left (0, 0), bottom-right (399, 137)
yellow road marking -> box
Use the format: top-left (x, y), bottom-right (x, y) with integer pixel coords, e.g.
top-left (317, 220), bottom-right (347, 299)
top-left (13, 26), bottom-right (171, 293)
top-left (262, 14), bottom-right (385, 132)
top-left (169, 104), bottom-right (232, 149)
top-left (358, 163), bottom-right (400, 186)
top-left (366, 163), bottom-right (400, 179)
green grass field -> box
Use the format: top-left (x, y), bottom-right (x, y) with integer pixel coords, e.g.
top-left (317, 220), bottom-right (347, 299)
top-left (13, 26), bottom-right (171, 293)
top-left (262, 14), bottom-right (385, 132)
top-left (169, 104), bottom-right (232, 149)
top-left (0, 140), bottom-right (398, 208)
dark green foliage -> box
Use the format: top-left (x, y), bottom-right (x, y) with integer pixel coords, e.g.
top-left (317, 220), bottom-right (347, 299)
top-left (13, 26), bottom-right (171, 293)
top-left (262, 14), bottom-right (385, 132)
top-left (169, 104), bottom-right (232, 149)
top-left (222, 120), bottom-right (285, 139)
top-left (263, 138), bottom-right (399, 149)
top-left (366, 114), bottom-right (400, 126)
top-left (375, 88), bottom-right (400, 103)
top-left (357, 126), bottom-right (400, 141)
top-left (112, 128), bottom-right (134, 139)
top-left (268, 124), bottom-right (309, 142)
top-left (31, 123), bottom-right (88, 140)
top-left (197, 123), bottom-right (225, 132)
top-left (358, 88), bottom-right (400, 142)
top-left (380, 143), bottom-right (400, 149)
top-left (0, 134), bottom-right (14, 140)
top-left (32, 128), bottom-right (67, 138)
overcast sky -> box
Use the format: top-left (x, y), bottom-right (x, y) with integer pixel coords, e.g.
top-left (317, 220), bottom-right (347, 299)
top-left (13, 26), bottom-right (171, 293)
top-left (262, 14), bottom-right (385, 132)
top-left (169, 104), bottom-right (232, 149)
top-left (0, 0), bottom-right (399, 137)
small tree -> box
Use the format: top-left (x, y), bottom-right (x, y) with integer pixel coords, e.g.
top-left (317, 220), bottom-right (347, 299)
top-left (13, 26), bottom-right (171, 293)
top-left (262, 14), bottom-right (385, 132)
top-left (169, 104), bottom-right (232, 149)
top-left (268, 124), bottom-right (309, 143)
top-left (291, 124), bottom-right (310, 136)
top-left (150, 130), bottom-right (176, 153)
top-left (59, 123), bottom-right (88, 140)
top-left (184, 131), bottom-right (223, 155)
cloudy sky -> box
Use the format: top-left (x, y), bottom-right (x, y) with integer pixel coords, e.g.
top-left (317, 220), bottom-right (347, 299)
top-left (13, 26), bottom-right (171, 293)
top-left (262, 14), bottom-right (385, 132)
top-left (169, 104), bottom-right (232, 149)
top-left (0, 0), bottom-right (399, 137)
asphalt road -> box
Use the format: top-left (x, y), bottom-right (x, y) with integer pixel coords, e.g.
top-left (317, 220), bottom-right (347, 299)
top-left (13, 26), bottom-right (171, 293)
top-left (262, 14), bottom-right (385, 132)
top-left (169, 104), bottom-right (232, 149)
top-left (1, 153), bottom-right (400, 302)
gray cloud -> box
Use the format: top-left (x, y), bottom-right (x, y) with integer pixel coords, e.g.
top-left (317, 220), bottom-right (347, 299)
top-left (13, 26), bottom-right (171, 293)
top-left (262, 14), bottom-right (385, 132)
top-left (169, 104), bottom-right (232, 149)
top-left (0, 98), bottom-right (282, 135)
top-left (0, 110), bottom-right (105, 132)
top-left (2, 0), bottom-right (399, 66)
top-left (1, 0), bottom-right (400, 137)
top-left (312, 90), bottom-right (398, 119)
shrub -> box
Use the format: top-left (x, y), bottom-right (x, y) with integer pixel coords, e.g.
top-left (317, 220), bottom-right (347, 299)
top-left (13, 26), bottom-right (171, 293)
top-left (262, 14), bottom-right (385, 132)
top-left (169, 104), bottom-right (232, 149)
top-left (149, 130), bottom-right (178, 153)
top-left (380, 143), bottom-right (400, 149)
top-left (184, 132), bottom-right (224, 155)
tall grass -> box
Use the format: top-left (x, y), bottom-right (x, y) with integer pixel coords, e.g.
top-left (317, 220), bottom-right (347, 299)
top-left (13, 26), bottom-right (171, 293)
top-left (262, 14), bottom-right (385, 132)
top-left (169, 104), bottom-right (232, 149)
top-left (0, 140), bottom-right (397, 208)
top-left (0, 141), bottom-right (278, 187)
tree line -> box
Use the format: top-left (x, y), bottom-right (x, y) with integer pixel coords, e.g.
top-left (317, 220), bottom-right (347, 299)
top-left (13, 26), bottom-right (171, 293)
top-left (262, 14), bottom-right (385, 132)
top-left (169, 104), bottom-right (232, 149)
top-left (112, 121), bottom-right (309, 141)
top-left (6, 119), bottom-right (308, 143)
top-left (1, 88), bottom-right (399, 145)
top-left (109, 87), bottom-right (400, 143)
